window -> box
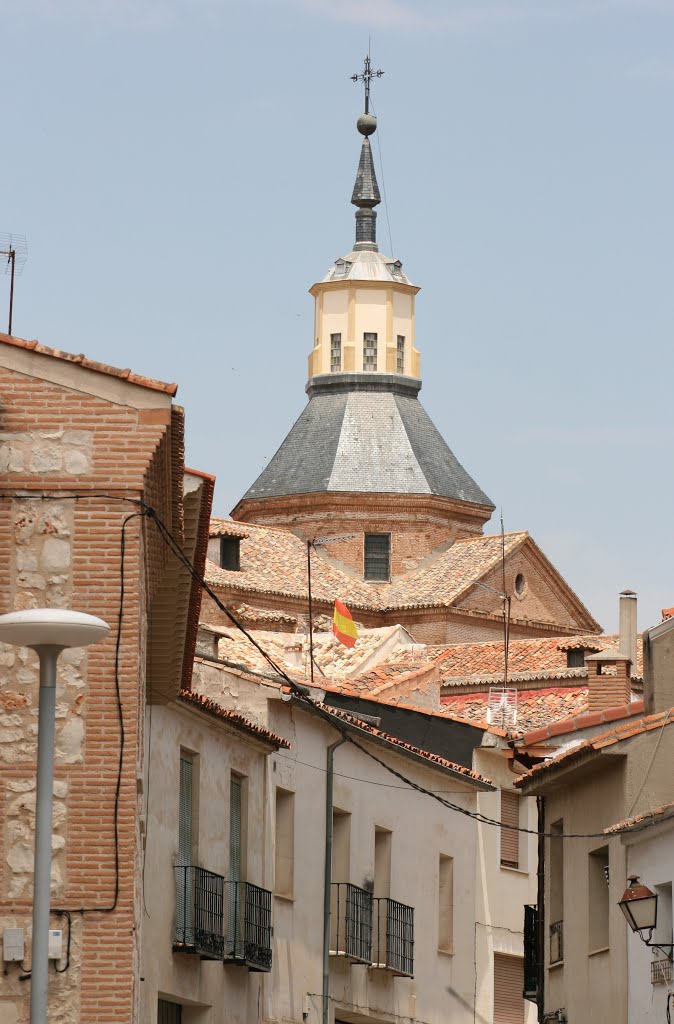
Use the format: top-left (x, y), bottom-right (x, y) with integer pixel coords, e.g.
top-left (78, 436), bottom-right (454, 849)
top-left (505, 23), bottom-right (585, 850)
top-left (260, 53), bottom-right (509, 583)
top-left (332, 808), bottom-right (351, 882)
top-left (500, 791), bottom-right (520, 869)
top-left (363, 332), bottom-right (377, 370)
top-left (275, 789), bottom-right (295, 898)
top-left (588, 846), bottom-right (609, 951)
top-left (330, 333), bottom-right (342, 373)
top-left (178, 752), bottom-right (195, 865)
top-left (567, 648), bottom-right (585, 668)
top-left (438, 854), bottom-right (453, 953)
top-left (364, 533), bottom-right (390, 581)
top-left (549, 820), bottom-right (564, 964)
top-left (158, 999), bottom-right (182, 1024)
top-left (655, 883), bottom-right (673, 949)
top-left (493, 953), bottom-right (525, 1024)
top-left (220, 536), bottom-right (240, 571)
top-left (396, 335), bottom-right (405, 374)
top-left (228, 774), bottom-right (247, 949)
top-left (514, 572), bottom-right (526, 597)
top-left (374, 827), bottom-right (391, 898)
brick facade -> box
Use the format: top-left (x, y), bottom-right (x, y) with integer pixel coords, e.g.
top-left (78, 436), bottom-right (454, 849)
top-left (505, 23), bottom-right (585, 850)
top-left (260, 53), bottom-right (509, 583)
top-left (0, 354), bottom-right (185, 1024)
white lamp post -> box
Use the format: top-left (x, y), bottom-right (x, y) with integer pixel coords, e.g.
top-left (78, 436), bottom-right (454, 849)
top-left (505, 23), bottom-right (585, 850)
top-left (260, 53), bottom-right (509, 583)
top-left (0, 609), bottom-right (109, 1024)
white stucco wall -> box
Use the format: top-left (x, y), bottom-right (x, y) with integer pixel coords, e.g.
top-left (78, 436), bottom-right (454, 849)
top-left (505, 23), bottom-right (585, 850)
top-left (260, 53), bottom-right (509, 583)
top-left (622, 819), bottom-right (674, 1024)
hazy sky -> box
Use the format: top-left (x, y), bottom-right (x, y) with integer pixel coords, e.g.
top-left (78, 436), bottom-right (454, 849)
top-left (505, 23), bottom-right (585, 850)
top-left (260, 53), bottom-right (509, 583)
top-left (2, 0), bottom-right (673, 632)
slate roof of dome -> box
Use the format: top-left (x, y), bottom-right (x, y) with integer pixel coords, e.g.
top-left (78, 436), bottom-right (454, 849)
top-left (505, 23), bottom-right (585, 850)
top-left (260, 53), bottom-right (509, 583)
top-left (240, 374), bottom-right (493, 507)
top-left (320, 249), bottom-right (415, 286)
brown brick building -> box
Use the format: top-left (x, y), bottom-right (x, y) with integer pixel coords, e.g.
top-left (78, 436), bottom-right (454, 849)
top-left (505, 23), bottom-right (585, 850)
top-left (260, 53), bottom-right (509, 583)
top-left (0, 333), bottom-right (213, 1023)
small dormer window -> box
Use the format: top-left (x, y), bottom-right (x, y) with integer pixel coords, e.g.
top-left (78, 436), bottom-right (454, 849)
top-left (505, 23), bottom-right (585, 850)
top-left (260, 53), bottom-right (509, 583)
top-left (220, 536), bottom-right (241, 571)
top-left (389, 260), bottom-right (404, 281)
top-left (567, 648), bottom-right (585, 668)
top-left (334, 259), bottom-right (349, 279)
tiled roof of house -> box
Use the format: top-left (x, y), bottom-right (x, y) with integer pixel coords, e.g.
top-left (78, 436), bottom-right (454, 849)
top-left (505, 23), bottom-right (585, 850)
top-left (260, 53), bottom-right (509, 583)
top-left (178, 690), bottom-right (291, 747)
top-left (316, 704), bottom-right (492, 787)
top-left (215, 624), bottom-right (410, 680)
top-left (232, 603), bottom-right (296, 625)
top-left (519, 700), bottom-right (644, 745)
top-left (515, 708), bottom-right (674, 787)
top-left (441, 687), bottom-right (591, 732)
top-left (205, 522), bottom-right (589, 623)
top-left (209, 518), bottom-right (251, 539)
top-left (605, 801), bottom-right (674, 834)
top-left (0, 332), bottom-right (178, 395)
top-left (433, 633), bottom-right (642, 684)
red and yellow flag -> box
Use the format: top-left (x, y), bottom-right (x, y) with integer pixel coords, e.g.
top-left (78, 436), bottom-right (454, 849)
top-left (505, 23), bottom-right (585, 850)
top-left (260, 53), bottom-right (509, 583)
top-left (333, 599), bottom-right (358, 648)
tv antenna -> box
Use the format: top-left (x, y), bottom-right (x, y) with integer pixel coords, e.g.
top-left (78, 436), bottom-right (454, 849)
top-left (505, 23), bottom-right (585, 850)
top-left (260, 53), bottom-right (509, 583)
top-left (0, 233), bottom-right (28, 336)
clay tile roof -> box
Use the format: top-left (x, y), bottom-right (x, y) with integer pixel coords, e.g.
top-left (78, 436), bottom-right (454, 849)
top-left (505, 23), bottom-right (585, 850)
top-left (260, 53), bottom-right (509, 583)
top-left (232, 603), bottom-right (296, 625)
top-left (435, 633), bottom-right (642, 683)
top-left (318, 704), bottom-right (492, 787)
top-left (515, 707), bottom-right (674, 787)
top-left (0, 332), bottom-right (177, 395)
top-left (662, 608), bottom-right (674, 621)
top-left (209, 518), bottom-right (251, 539)
top-left (519, 700), bottom-right (644, 745)
top-left (179, 690), bottom-right (290, 747)
top-left (605, 801), bottom-right (674, 834)
top-left (441, 687), bottom-right (591, 732)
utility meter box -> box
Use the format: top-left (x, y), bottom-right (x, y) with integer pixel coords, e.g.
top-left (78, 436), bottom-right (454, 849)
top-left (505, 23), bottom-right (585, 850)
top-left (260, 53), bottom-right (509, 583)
top-left (3, 928), bottom-right (24, 962)
top-left (48, 929), bottom-right (63, 960)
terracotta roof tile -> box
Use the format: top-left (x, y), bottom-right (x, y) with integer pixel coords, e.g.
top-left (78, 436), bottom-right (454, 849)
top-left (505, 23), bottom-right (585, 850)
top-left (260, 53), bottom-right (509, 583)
top-left (605, 801), bottom-right (674, 834)
top-left (520, 701), bottom-right (645, 745)
top-left (433, 633), bottom-right (643, 683)
top-left (0, 332), bottom-right (177, 395)
top-left (441, 687), bottom-right (590, 732)
top-left (516, 708), bottom-right (674, 786)
top-left (179, 690), bottom-right (291, 747)
top-left (204, 522), bottom-right (574, 617)
top-left (209, 518), bottom-right (251, 539)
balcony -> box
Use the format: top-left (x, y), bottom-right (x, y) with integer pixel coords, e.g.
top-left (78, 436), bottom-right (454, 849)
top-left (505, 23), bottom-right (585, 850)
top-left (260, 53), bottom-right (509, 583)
top-left (372, 897), bottom-right (414, 977)
top-left (549, 920), bottom-right (564, 965)
top-left (173, 868), bottom-right (272, 971)
top-left (173, 865), bottom-right (225, 960)
top-left (331, 883), bottom-right (373, 963)
top-left (224, 880), bottom-right (273, 972)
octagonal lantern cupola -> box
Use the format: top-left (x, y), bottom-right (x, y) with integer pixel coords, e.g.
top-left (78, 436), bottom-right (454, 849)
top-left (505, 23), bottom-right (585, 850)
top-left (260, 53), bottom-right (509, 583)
top-left (307, 110), bottom-right (421, 383)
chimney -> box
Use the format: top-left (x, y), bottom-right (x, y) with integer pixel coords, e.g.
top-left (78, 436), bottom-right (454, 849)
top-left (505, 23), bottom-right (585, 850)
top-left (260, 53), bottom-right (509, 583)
top-left (619, 589), bottom-right (638, 677)
top-left (586, 650), bottom-right (632, 712)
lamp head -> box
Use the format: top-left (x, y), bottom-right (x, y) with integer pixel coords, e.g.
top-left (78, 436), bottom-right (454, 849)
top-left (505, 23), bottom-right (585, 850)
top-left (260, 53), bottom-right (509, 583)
top-left (0, 609), bottom-right (109, 651)
top-left (618, 875), bottom-right (658, 934)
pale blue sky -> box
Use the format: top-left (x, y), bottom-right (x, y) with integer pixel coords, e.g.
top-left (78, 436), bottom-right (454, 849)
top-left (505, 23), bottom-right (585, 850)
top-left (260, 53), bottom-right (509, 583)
top-left (2, 0), bottom-right (673, 631)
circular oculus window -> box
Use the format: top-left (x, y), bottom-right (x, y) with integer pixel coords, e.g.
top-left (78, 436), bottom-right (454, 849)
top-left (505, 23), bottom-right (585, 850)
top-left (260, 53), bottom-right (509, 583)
top-left (514, 572), bottom-right (527, 598)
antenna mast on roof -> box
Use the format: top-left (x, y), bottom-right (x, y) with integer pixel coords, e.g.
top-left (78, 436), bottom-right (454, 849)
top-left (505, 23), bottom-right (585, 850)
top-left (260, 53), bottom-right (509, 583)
top-left (0, 233), bottom-right (28, 336)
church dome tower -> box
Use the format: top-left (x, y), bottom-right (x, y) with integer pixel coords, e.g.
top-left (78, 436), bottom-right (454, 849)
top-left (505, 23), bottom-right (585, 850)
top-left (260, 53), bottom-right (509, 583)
top-left (233, 61), bottom-right (494, 580)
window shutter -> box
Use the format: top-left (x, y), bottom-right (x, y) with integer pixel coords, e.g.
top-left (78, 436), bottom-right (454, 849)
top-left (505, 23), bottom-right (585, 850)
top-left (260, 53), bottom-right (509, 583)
top-left (230, 776), bottom-right (242, 881)
top-left (500, 791), bottom-right (520, 869)
top-left (493, 953), bottom-right (525, 1024)
top-left (178, 755), bottom-right (193, 865)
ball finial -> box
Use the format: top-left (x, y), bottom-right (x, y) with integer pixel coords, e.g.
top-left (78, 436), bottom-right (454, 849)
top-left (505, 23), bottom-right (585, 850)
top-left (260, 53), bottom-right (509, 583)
top-left (357, 113), bottom-right (377, 137)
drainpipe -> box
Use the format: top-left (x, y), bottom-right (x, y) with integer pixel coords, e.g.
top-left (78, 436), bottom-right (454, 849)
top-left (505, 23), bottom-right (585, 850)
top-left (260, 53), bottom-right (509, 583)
top-left (323, 737), bottom-right (346, 1024)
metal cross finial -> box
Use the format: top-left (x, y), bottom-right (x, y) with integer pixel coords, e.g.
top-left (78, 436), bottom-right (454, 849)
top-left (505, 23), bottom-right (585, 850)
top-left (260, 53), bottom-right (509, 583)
top-left (351, 54), bottom-right (384, 115)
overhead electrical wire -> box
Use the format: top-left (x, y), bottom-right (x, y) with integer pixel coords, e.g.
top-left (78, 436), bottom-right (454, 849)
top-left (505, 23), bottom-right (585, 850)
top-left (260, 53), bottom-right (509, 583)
top-left (0, 490), bottom-right (665, 842)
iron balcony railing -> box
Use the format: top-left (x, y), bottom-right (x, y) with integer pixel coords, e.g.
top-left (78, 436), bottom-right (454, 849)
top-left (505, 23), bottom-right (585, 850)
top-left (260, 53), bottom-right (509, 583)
top-left (372, 897), bottom-right (414, 976)
top-left (225, 880), bottom-right (273, 972)
top-left (331, 883), bottom-right (373, 963)
top-left (549, 920), bottom-right (564, 965)
top-left (173, 865), bottom-right (225, 960)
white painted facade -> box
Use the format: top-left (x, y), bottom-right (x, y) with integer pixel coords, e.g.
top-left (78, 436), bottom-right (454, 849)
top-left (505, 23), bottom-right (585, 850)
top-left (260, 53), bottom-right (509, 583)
top-left (620, 815), bottom-right (674, 1024)
top-left (190, 657), bottom-right (493, 1024)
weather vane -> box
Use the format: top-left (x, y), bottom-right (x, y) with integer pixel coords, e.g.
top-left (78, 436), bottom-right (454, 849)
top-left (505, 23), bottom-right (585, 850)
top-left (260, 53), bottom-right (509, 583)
top-left (351, 54), bottom-right (384, 115)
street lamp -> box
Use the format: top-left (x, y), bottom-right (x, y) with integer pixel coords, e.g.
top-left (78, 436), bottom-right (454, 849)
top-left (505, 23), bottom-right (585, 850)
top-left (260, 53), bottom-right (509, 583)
top-left (618, 875), bottom-right (673, 960)
top-left (0, 609), bottom-right (109, 1023)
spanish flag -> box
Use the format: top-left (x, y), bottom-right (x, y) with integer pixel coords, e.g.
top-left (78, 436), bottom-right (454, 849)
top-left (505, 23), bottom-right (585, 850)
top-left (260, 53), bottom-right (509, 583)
top-left (333, 599), bottom-right (358, 648)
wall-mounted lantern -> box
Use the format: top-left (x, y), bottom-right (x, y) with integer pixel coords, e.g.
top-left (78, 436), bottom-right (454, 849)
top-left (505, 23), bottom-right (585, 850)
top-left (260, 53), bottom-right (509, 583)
top-left (618, 876), bottom-right (673, 960)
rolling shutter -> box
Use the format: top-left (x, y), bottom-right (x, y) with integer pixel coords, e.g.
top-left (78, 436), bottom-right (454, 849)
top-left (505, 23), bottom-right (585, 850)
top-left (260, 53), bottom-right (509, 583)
top-left (178, 755), bottom-right (193, 865)
top-left (493, 953), bottom-right (525, 1024)
top-left (500, 791), bottom-right (520, 869)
